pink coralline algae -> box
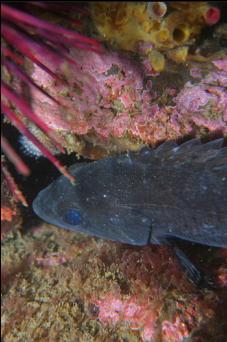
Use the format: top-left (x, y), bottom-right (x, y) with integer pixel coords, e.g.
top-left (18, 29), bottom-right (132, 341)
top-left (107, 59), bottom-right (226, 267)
top-left (212, 58), bottom-right (227, 72)
top-left (35, 253), bottom-right (69, 267)
top-left (90, 245), bottom-right (215, 342)
top-left (16, 47), bottom-right (226, 156)
top-left (174, 81), bottom-right (227, 132)
top-left (94, 293), bottom-right (157, 341)
top-left (162, 315), bottom-right (190, 342)
top-left (175, 85), bottom-right (212, 114)
top-left (29, 48), bottom-right (148, 137)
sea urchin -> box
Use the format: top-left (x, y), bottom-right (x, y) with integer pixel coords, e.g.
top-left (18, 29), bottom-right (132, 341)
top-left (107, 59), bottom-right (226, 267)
top-left (1, 2), bottom-right (103, 204)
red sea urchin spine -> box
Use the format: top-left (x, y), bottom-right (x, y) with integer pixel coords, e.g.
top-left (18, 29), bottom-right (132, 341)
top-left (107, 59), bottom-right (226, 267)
top-left (2, 47), bottom-right (24, 65)
top-left (1, 2), bottom-right (103, 190)
top-left (3, 59), bottom-right (62, 106)
top-left (1, 82), bottom-right (64, 153)
top-left (1, 136), bottom-right (30, 177)
top-left (1, 159), bottom-right (28, 207)
top-left (1, 4), bottom-right (102, 52)
top-left (1, 104), bottom-right (75, 184)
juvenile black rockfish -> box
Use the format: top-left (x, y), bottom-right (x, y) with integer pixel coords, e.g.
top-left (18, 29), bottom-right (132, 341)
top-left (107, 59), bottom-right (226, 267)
top-left (33, 138), bottom-right (227, 286)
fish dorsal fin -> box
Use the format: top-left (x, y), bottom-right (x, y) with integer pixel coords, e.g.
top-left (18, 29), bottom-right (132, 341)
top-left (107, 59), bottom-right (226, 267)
top-left (69, 161), bottom-right (91, 175)
top-left (153, 138), bottom-right (226, 168)
top-left (154, 141), bottom-right (178, 158)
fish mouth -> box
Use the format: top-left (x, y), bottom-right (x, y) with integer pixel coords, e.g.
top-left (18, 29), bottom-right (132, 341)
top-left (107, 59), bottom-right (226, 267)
top-left (32, 188), bottom-right (48, 222)
top-left (32, 185), bottom-right (58, 227)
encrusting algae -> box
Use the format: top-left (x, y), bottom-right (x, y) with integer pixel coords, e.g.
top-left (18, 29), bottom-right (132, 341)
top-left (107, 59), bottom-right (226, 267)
top-left (1, 223), bottom-right (227, 342)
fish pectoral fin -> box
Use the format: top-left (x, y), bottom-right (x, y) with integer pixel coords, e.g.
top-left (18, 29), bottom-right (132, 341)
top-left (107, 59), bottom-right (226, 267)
top-left (173, 244), bottom-right (203, 286)
top-left (159, 237), bottom-right (216, 288)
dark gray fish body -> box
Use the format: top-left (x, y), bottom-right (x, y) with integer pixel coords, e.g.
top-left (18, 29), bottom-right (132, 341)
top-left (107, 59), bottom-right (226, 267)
top-left (33, 138), bottom-right (227, 248)
top-left (33, 138), bottom-right (227, 286)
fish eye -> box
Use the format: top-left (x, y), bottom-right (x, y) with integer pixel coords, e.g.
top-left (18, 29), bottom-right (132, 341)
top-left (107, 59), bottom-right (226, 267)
top-left (63, 208), bottom-right (82, 225)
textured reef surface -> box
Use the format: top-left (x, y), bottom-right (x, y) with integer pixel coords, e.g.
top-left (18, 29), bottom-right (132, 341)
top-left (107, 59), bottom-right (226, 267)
top-left (1, 224), bottom-right (227, 342)
top-left (1, 176), bottom-right (24, 241)
top-left (3, 3), bottom-right (226, 160)
top-left (13, 44), bottom-right (226, 159)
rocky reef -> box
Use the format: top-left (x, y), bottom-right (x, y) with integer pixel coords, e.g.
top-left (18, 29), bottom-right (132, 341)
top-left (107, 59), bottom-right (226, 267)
top-left (1, 2), bottom-right (227, 341)
top-left (91, 2), bottom-right (221, 71)
top-left (2, 3), bottom-right (227, 166)
top-left (1, 224), bottom-right (227, 342)
top-left (26, 46), bottom-right (226, 159)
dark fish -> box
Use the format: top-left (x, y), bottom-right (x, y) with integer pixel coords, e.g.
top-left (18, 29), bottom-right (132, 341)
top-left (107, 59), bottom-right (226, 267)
top-left (33, 138), bottom-right (227, 286)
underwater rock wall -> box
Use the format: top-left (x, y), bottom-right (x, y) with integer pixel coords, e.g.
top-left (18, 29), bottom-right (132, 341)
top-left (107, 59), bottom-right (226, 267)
top-left (24, 47), bottom-right (227, 158)
top-left (2, 2), bottom-right (226, 163)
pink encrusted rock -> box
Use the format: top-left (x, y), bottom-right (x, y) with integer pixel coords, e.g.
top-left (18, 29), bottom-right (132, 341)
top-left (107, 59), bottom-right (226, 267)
top-left (35, 253), bottom-right (68, 267)
top-left (162, 316), bottom-right (190, 342)
top-left (175, 84), bottom-right (212, 114)
top-left (213, 58), bottom-right (227, 72)
top-left (204, 71), bottom-right (227, 88)
top-left (96, 296), bottom-right (123, 324)
top-left (190, 67), bottom-right (203, 79)
top-left (26, 46), bottom-right (226, 155)
top-left (94, 293), bottom-right (157, 341)
top-left (29, 47), bottom-right (150, 138)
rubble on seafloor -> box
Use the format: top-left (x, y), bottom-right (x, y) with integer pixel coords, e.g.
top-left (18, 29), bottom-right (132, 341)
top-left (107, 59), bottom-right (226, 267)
top-left (1, 223), bottom-right (227, 342)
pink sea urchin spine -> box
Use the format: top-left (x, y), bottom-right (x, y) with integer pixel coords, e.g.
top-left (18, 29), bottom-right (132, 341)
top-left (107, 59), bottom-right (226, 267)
top-left (1, 2), bottom-right (103, 186)
top-left (1, 104), bottom-right (75, 183)
top-left (1, 82), bottom-right (64, 153)
top-left (1, 136), bottom-right (30, 177)
top-left (1, 5), bottom-right (102, 52)
top-left (1, 160), bottom-right (28, 207)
